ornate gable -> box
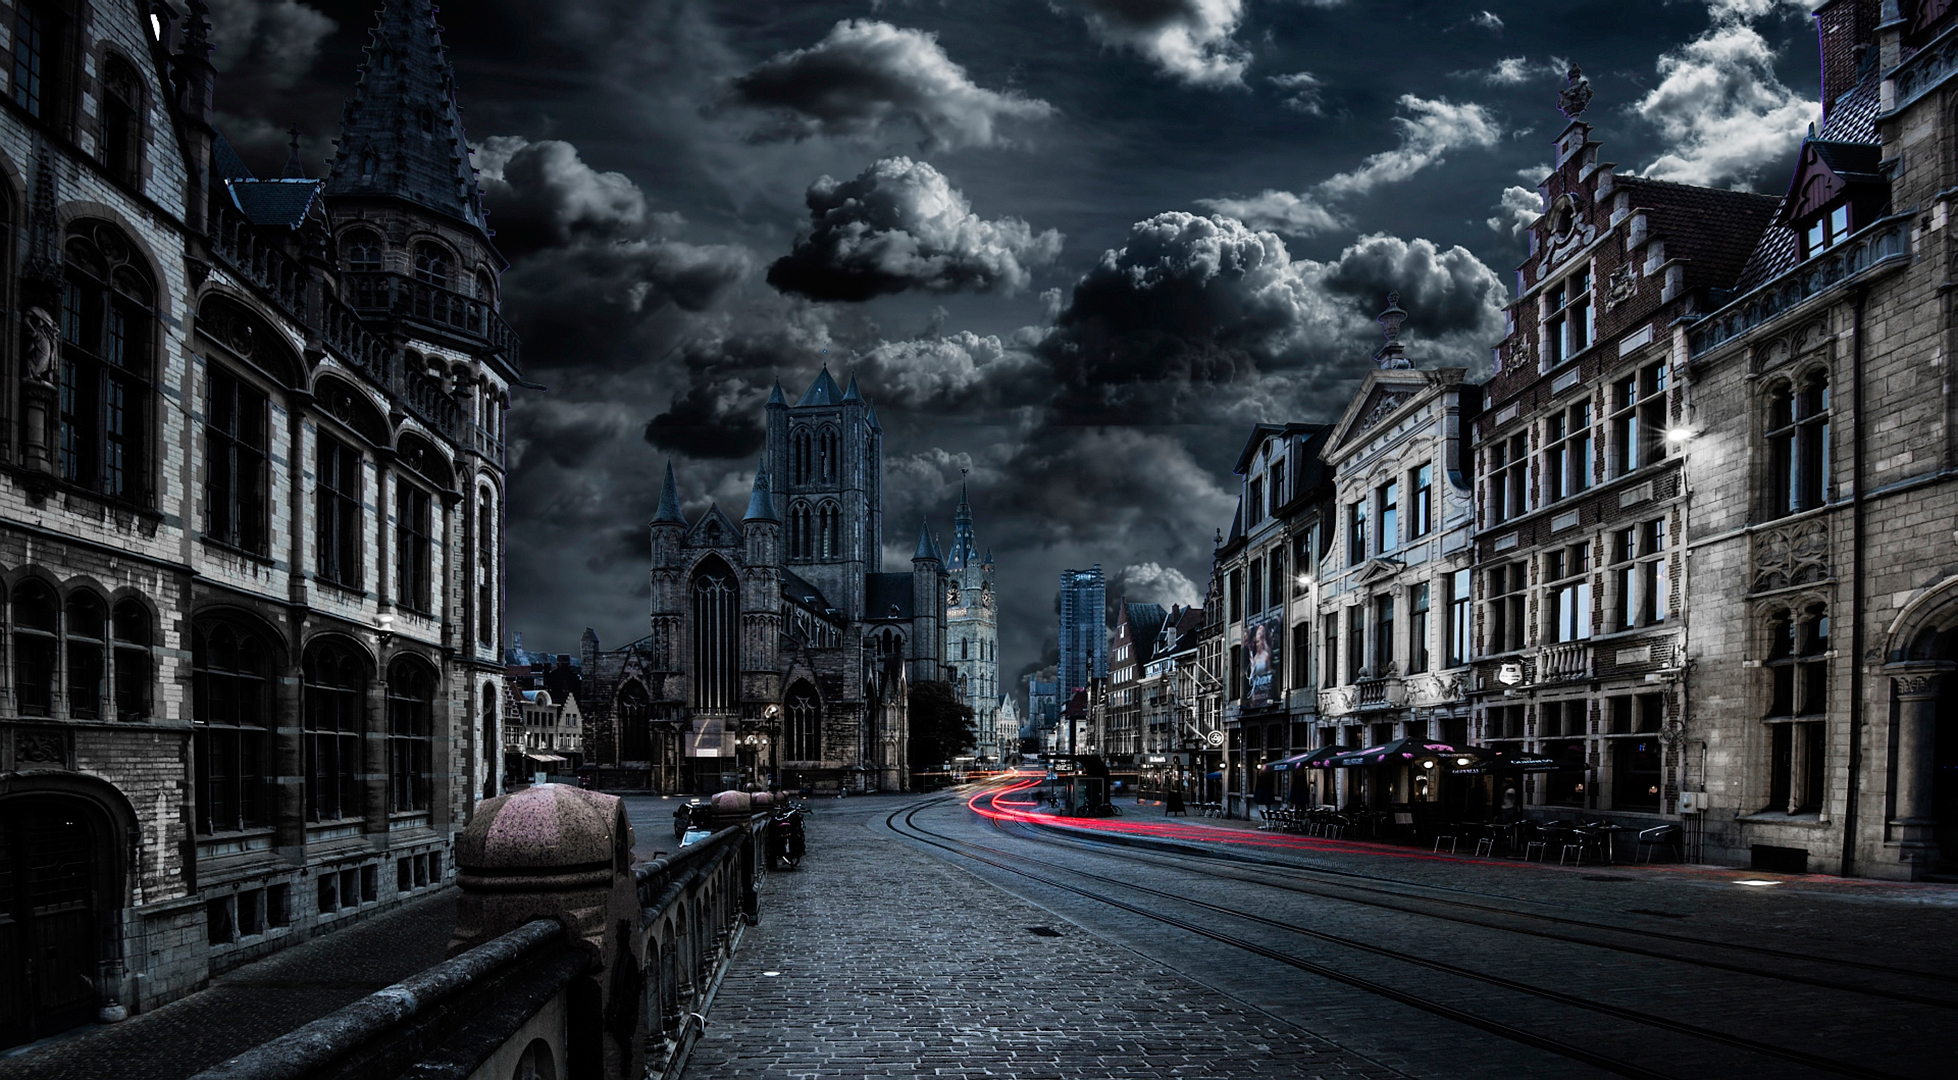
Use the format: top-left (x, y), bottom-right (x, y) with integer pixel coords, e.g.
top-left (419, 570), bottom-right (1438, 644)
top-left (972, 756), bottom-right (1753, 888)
top-left (687, 503), bottom-right (740, 549)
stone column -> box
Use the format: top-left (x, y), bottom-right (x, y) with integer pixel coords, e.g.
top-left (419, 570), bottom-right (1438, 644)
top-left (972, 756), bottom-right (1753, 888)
top-left (1886, 660), bottom-right (1950, 869)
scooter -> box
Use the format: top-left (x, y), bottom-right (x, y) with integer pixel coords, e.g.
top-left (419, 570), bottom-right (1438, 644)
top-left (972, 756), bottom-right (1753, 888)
top-left (766, 802), bottom-right (806, 870)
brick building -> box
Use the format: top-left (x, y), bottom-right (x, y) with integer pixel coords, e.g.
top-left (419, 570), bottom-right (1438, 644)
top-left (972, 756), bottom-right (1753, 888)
top-left (1682, 0), bottom-right (1958, 878)
top-left (1472, 70), bottom-right (1776, 826)
top-left (1106, 598), bottom-right (1167, 759)
top-left (579, 371), bottom-right (950, 795)
top-left (0, 0), bottom-right (515, 1048)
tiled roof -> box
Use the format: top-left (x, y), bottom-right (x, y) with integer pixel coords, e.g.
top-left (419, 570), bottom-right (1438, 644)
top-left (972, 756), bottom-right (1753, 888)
top-left (781, 569), bottom-right (837, 615)
top-left (1733, 62), bottom-right (1881, 293)
top-left (1618, 176), bottom-right (1779, 295)
top-left (225, 179), bottom-right (323, 229)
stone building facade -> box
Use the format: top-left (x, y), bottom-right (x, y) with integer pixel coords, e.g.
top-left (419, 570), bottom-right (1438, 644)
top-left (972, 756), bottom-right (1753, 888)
top-left (1314, 303), bottom-right (1477, 810)
top-left (580, 370), bottom-right (949, 796)
top-left (1106, 598), bottom-right (1167, 758)
top-left (943, 487), bottom-right (999, 763)
top-left (1472, 76), bottom-right (1777, 826)
top-left (0, 0), bottom-right (514, 1048)
top-left (1681, 0), bottom-right (1958, 878)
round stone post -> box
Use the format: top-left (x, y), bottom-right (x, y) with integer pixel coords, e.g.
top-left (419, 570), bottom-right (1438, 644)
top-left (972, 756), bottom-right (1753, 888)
top-left (1886, 660), bottom-right (1951, 869)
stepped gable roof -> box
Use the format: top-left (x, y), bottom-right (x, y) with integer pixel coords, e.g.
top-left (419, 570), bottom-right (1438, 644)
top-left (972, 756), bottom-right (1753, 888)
top-left (866, 573), bottom-right (916, 620)
top-left (653, 462), bottom-right (687, 525)
top-left (743, 457), bottom-right (779, 522)
top-left (326, 0), bottom-right (489, 234)
top-left (797, 366), bottom-right (844, 406)
top-left (1616, 175), bottom-right (1778, 297)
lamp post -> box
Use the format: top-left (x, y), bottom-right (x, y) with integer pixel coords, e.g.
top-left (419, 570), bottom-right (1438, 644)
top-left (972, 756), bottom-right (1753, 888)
top-left (739, 732), bottom-right (770, 790)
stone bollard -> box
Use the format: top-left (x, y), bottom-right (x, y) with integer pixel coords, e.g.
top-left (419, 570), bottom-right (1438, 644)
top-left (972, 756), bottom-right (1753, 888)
top-left (452, 783), bottom-right (642, 1079)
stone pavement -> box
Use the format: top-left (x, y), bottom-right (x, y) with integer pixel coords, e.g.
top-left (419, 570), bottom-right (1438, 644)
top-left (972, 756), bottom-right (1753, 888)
top-left (0, 889), bottom-right (457, 1080)
top-left (684, 795), bottom-right (1407, 1080)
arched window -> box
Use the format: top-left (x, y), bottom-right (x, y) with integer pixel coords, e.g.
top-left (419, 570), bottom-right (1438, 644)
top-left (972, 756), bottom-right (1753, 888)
top-left (478, 495), bottom-right (495, 647)
top-left (785, 682), bottom-right (820, 762)
top-left (99, 55), bottom-right (143, 186)
top-left (481, 683), bottom-right (498, 790)
top-left (1768, 374), bottom-right (1830, 518)
top-left (112, 599), bottom-right (150, 721)
top-left (64, 591), bottom-right (105, 720)
top-left (413, 242), bottom-right (450, 288)
top-left (791, 428), bottom-right (811, 485)
top-left (60, 221), bottom-right (156, 503)
top-left (303, 640), bottom-right (366, 821)
top-left (387, 659), bottom-right (434, 813)
top-left (475, 269), bottom-right (495, 304)
top-left (789, 502), bottom-right (812, 560)
top-left (619, 680), bottom-right (652, 761)
top-left (343, 229), bottom-right (383, 272)
top-left (193, 622), bottom-right (271, 833)
top-left (13, 580), bottom-right (57, 716)
top-left (818, 426), bottom-right (837, 482)
top-left (818, 502), bottom-right (841, 559)
top-left (690, 559), bottom-right (739, 712)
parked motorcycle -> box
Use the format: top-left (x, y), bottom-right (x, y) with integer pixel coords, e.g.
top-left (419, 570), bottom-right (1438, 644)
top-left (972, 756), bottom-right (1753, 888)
top-left (766, 802), bottom-right (807, 870)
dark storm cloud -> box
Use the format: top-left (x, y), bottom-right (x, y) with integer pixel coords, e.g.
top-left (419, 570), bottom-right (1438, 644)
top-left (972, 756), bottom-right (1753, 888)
top-left (729, 20), bottom-right (1055, 149)
top-left (1322, 234), bottom-right (1508, 343)
top-left (854, 330), bottom-right (1046, 413)
top-left (476, 138), bottom-right (660, 259)
top-left (507, 399), bottom-right (634, 472)
top-left (767, 157), bottom-right (1063, 302)
top-left (207, 0), bottom-right (338, 88)
top-left (645, 385), bottom-right (769, 459)
top-left (499, 241), bottom-right (752, 371)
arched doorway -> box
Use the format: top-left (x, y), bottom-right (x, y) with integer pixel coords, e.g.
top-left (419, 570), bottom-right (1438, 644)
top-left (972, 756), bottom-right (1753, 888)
top-left (0, 795), bottom-right (116, 1049)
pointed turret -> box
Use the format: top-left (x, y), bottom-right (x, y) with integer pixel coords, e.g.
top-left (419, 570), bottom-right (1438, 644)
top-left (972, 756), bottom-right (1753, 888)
top-left (653, 461), bottom-right (687, 524)
top-left (797, 366), bottom-right (844, 406)
top-left (767, 379), bottom-right (787, 406)
top-left (865, 403), bottom-right (883, 431)
top-left (948, 482), bottom-right (978, 571)
top-left (744, 457), bottom-right (778, 521)
top-left (913, 517), bottom-right (940, 562)
top-left (326, 0), bottom-right (487, 231)
top-left (842, 373), bottom-right (864, 402)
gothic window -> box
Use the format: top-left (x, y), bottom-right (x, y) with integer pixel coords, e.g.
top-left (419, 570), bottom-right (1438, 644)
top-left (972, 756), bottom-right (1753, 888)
top-left (60, 221), bottom-right (155, 504)
top-left (477, 495), bottom-right (495, 646)
top-left (303, 640), bottom-right (366, 822)
top-left (113, 599), bottom-right (151, 721)
top-left (12, 580), bottom-right (55, 715)
top-left (791, 428), bottom-right (811, 485)
top-left (785, 682), bottom-right (820, 761)
top-left (99, 56), bottom-right (143, 187)
top-left (316, 435), bottom-right (363, 587)
top-left (789, 501), bottom-right (812, 560)
top-left (64, 591), bottom-right (105, 720)
top-left (690, 558), bottom-right (739, 711)
top-left (818, 426), bottom-right (837, 482)
top-left (1768, 374), bottom-right (1830, 518)
top-left (413, 243), bottom-right (451, 287)
top-left (387, 658), bottom-right (434, 813)
top-left (619, 680), bottom-right (652, 760)
top-left (1765, 605), bottom-right (1828, 814)
top-left (395, 481), bottom-right (434, 613)
top-left (475, 269), bottom-right (495, 304)
top-left (343, 229), bottom-right (383, 272)
top-left (818, 501), bottom-right (841, 559)
top-left (193, 622), bottom-right (271, 833)
top-left (205, 366), bottom-right (269, 554)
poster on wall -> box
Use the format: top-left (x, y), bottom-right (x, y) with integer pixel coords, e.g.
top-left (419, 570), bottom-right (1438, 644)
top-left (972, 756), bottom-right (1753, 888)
top-left (1245, 610), bottom-right (1283, 709)
top-left (687, 715), bottom-right (728, 757)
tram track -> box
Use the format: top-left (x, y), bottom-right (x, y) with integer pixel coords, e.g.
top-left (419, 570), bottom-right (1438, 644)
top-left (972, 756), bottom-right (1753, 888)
top-left (993, 802), bottom-right (1958, 1008)
top-left (889, 786), bottom-right (1914, 1080)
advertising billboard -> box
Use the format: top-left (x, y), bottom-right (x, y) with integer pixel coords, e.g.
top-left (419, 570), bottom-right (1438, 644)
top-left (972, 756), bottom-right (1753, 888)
top-left (1245, 610), bottom-right (1283, 709)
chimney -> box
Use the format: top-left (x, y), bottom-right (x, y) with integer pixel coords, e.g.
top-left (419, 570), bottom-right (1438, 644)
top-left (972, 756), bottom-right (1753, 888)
top-left (1814, 0), bottom-right (1881, 120)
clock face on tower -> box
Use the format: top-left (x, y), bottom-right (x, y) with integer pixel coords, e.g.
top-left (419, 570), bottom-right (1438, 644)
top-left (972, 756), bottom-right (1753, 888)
top-left (947, 586), bottom-right (962, 606)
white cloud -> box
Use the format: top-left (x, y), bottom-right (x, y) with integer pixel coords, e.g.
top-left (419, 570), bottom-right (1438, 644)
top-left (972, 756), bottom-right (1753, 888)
top-left (1195, 189), bottom-right (1344, 236)
top-left (731, 20), bottom-right (1055, 149)
top-left (857, 330), bottom-right (1045, 411)
top-left (1487, 185), bottom-right (1542, 235)
top-left (1112, 562), bottom-right (1202, 608)
top-left (1268, 71), bottom-right (1324, 115)
top-left (1457, 56), bottom-right (1564, 85)
top-left (1634, 20), bottom-right (1817, 188)
top-left (1064, 0), bottom-right (1251, 88)
top-left (1470, 10), bottom-right (1504, 31)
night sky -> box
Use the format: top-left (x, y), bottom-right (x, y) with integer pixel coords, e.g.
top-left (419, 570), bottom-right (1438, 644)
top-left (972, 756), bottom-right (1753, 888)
top-left (212, 0), bottom-right (1825, 687)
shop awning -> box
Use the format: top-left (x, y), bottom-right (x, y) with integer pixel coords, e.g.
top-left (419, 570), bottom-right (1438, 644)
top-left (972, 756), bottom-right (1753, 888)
top-left (1317, 738), bottom-right (1491, 769)
top-left (522, 751), bottom-right (567, 765)
top-left (1450, 751), bottom-right (1588, 775)
top-left (1263, 746), bottom-right (1345, 772)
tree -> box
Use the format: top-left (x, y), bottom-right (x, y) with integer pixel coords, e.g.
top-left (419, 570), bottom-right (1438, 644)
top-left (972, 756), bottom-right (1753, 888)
top-left (908, 680), bottom-right (975, 775)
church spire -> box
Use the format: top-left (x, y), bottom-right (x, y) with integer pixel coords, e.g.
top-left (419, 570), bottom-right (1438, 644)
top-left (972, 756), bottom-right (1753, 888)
top-left (653, 461), bottom-right (687, 525)
top-left (744, 457), bottom-right (778, 522)
top-left (948, 479), bottom-right (978, 571)
top-left (326, 0), bottom-right (486, 231)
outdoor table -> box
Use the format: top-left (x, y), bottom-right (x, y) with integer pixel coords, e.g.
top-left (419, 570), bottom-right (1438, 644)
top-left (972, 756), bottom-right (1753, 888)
top-left (1583, 823), bottom-right (1636, 863)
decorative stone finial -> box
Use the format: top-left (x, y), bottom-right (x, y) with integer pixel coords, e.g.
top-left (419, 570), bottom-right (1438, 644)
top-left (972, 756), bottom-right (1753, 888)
top-left (1559, 64), bottom-right (1593, 119)
top-left (1375, 291), bottom-right (1412, 370)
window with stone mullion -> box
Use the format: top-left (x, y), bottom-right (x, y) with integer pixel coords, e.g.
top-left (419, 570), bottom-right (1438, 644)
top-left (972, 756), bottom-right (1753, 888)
top-left (304, 644), bottom-right (366, 822)
top-left (387, 661), bottom-right (434, 814)
top-left (206, 367), bottom-right (269, 554)
top-left (395, 482), bottom-right (434, 614)
top-left (193, 624), bottom-right (272, 834)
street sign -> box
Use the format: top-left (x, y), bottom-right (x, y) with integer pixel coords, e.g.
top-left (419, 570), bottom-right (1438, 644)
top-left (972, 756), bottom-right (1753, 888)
top-left (1206, 730), bottom-right (1225, 747)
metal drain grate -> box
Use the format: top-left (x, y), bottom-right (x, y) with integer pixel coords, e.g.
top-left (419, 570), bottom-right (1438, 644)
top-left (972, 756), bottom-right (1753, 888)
top-left (1026, 926), bottom-right (1062, 937)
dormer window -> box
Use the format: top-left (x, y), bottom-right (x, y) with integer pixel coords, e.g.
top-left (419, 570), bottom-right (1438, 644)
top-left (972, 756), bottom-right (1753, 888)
top-left (1802, 201), bottom-right (1850, 259)
top-left (1545, 268), bottom-right (1592, 367)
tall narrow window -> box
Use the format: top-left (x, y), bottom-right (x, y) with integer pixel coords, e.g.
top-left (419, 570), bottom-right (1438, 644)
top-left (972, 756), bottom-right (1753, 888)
top-left (413, 243), bottom-right (450, 287)
top-left (1348, 499), bottom-right (1367, 566)
top-left (387, 659), bottom-right (434, 813)
top-left (395, 482), bottom-right (433, 613)
top-left (477, 498), bottom-right (495, 646)
top-left (792, 428), bottom-right (811, 484)
top-left (785, 682), bottom-right (820, 761)
top-left (1322, 613), bottom-right (1340, 687)
top-left (65, 591), bottom-right (106, 720)
top-left (1765, 603), bottom-right (1828, 813)
top-left (1378, 481), bottom-right (1398, 554)
top-left (1546, 268), bottom-right (1593, 366)
top-left (113, 599), bottom-right (151, 721)
top-left (818, 501), bottom-right (841, 558)
top-left (1408, 583), bottom-right (1430, 674)
top-left (1291, 621), bottom-right (1312, 690)
top-left (11, 3), bottom-right (49, 118)
top-left (1373, 595), bottom-right (1395, 674)
top-left (1546, 544), bottom-right (1592, 643)
top-left (1769, 375), bottom-right (1831, 517)
top-left (1545, 402), bottom-right (1593, 502)
top-left (1247, 477), bottom-right (1264, 526)
top-left (1611, 363), bottom-right (1668, 477)
top-left (1228, 569), bottom-right (1243, 624)
top-left (1446, 568), bottom-right (1471, 666)
top-left (1268, 459), bottom-right (1285, 516)
top-left (1487, 563), bottom-right (1527, 654)
top-left (1638, 519), bottom-right (1668, 625)
top-left (1347, 606), bottom-right (1367, 683)
top-left (819, 426), bottom-right (837, 482)
top-left (1409, 464), bottom-right (1433, 539)
top-left (304, 641), bottom-right (366, 822)
top-left (1489, 433), bottom-right (1529, 524)
top-left (193, 623), bottom-right (271, 833)
top-left (1247, 561), bottom-right (1263, 617)
top-left (206, 367), bottom-right (269, 554)
top-left (13, 581), bottom-right (56, 715)
top-left (99, 57), bottom-right (142, 186)
top-left (690, 560), bottom-right (740, 711)
top-left (1268, 548), bottom-right (1284, 609)
top-left (59, 223), bottom-right (155, 503)
top-left (316, 434), bottom-right (363, 587)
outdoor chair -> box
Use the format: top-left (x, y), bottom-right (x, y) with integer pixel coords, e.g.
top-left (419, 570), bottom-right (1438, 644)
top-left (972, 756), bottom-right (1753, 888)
top-left (1636, 824), bottom-right (1683, 863)
top-left (1559, 828), bottom-right (1607, 866)
top-left (1432, 834), bottom-right (1458, 855)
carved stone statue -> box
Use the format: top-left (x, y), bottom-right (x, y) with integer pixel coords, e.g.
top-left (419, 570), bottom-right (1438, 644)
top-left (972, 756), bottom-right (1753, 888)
top-left (23, 306), bottom-right (58, 385)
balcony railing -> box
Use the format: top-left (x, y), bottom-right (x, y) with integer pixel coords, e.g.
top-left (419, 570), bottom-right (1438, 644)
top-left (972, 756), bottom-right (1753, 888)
top-left (342, 270), bottom-right (521, 368)
top-left (1538, 642), bottom-right (1593, 682)
top-left (405, 370), bottom-right (462, 437)
top-left (1688, 217), bottom-right (1909, 360)
top-left (210, 202), bottom-right (309, 316)
top-left (1354, 676), bottom-right (1402, 709)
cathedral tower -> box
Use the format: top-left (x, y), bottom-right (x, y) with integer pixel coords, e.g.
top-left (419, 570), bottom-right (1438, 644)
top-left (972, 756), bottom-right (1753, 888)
top-left (774, 367), bottom-right (880, 620)
top-left (945, 486), bottom-right (1000, 760)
